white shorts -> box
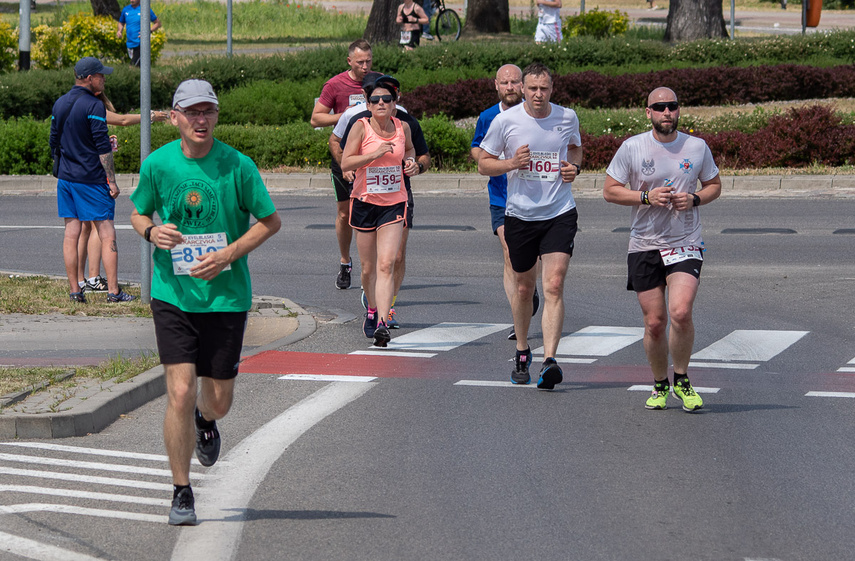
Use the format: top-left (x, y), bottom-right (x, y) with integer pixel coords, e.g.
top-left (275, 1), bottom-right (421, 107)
top-left (535, 21), bottom-right (563, 42)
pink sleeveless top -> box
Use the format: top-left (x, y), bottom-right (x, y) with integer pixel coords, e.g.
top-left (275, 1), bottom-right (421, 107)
top-left (351, 116), bottom-right (407, 206)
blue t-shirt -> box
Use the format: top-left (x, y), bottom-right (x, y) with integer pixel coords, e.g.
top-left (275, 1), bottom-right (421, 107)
top-left (49, 86), bottom-right (111, 184)
top-left (471, 103), bottom-right (508, 208)
top-left (119, 4), bottom-right (158, 49)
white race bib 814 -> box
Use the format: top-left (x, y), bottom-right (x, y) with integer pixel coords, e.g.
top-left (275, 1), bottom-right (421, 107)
top-left (171, 232), bottom-right (230, 275)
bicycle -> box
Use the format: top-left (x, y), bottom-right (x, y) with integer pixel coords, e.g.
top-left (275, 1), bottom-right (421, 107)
top-left (431, 0), bottom-right (461, 42)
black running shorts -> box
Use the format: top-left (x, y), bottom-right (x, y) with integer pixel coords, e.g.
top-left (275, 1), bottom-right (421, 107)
top-left (349, 199), bottom-right (407, 231)
top-left (151, 298), bottom-right (248, 380)
top-left (504, 208), bottom-right (578, 273)
top-left (626, 250), bottom-right (703, 292)
top-left (332, 171), bottom-right (353, 203)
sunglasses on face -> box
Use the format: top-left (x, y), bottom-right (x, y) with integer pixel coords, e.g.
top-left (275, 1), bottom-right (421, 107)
top-left (369, 94), bottom-right (394, 104)
top-left (648, 102), bottom-right (679, 112)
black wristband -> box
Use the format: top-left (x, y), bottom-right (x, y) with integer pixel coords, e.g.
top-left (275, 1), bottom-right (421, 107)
top-left (571, 163), bottom-right (580, 174)
top-left (144, 225), bottom-right (154, 242)
top-left (641, 190), bottom-right (651, 205)
top-left (692, 193), bottom-right (701, 207)
top-left (417, 162), bottom-right (424, 174)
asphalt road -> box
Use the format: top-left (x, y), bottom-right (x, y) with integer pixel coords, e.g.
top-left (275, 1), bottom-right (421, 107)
top-left (1, 192), bottom-right (854, 560)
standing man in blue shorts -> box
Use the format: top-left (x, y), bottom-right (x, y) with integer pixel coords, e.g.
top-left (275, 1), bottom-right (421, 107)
top-left (130, 79), bottom-right (281, 525)
top-left (603, 86), bottom-right (721, 412)
top-left (478, 62), bottom-right (582, 390)
top-left (50, 57), bottom-right (135, 304)
top-left (117, 0), bottom-right (162, 67)
top-left (470, 64), bottom-right (539, 341)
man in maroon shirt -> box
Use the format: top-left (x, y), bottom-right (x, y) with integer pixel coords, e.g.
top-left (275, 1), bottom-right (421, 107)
top-left (311, 39), bottom-right (374, 290)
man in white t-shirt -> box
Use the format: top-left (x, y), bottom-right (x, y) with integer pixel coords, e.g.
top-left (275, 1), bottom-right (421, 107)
top-left (603, 87), bottom-right (721, 412)
top-left (478, 62), bottom-right (582, 390)
top-left (535, 0), bottom-right (562, 43)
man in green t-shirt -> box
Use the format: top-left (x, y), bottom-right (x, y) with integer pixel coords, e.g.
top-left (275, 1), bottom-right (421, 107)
top-left (130, 79), bottom-right (281, 526)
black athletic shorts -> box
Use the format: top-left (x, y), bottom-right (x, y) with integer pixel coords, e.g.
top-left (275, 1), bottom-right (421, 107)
top-left (405, 186), bottom-right (414, 229)
top-left (332, 171), bottom-right (353, 202)
top-left (151, 298), bottom-right (247, 380)
top-left (504, 208), bottom-right (578, 273)
top-left (349, 199), bottom-right (407, 231)
top-left (626, 250), bottom-right (703, 292)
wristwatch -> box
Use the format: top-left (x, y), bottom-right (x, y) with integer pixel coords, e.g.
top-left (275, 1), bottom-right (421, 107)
top-left (571, 163), bottom-right (581, 174)
top-left (417, 162), bottom-right (425, 174)
top-left (692, 194), bottom-right (701, 207)
top-left (144, 225), bottom-right (155, 242)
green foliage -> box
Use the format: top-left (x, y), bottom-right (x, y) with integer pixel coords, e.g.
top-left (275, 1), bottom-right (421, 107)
top-left (419, 114), bottom-right (473, 171)
top-left (563, 8), bottom-right (629, 40)
top-left (0, 117), bottom-right (54, 174)
top-left (0, 20), bottom-right (17, 74)
top-left (217, 79), bottom-right (322, 125)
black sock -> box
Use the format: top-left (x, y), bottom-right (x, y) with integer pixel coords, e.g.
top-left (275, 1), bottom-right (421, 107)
top-left (673, 372), bottom-right (688, 386)
top-left (173, 484), bottom-right (191, 499)
top-left (195, 408), bottom-right (214, 429)
top-left (516, 347), bottom-right (530, 359)
top-left (653, 379), bottom-right (670, 391)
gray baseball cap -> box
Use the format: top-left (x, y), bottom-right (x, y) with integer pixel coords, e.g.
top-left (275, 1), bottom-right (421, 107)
top-left (172, 79), bottom-right (218, 108)
top-left (74, 57), bottom-right (113, 79)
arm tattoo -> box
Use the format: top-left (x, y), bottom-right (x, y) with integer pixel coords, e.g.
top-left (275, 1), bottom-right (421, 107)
top-left (99, 152), bottom-right (117, 184)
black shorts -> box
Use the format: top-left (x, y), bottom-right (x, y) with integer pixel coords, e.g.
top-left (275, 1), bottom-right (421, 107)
top-left (349, 199), bottom-right (407, 231)
top-left (626, 250), bottom-right (703, 292)
top-left (332, 171), bottom-right (353, 202)
top-left (405, 186), bottom-right (414, 229)
top-left (504, 208), bottom-right (578, 273)
top-left (151, 298), bottom-right (248, 380)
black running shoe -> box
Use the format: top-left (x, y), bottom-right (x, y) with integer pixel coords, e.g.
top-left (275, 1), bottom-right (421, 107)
top-left (373, 323), bottom-right (391, 347)
top-left (69, 292), bottom-right (86, 304)
top-left (168, 487), bottom-right (197, 526)
top-left (84, 276), bottom-right (109, 292)
top-left (194, 412), bottom-right (221, 467)
top-left (537, 357), bottom-right (563, 390)
top-left (336, 262), bottom-right (352, 290)
top-left (507, 327), bottom-right (516, 340)
top-left (511, 348), bottom-right (532, 385)
top-left (532, 287), bottom-right (539, 316)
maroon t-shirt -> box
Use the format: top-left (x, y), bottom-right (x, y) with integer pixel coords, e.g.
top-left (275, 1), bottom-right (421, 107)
top-left (319, 71), bottom-right (365, 113)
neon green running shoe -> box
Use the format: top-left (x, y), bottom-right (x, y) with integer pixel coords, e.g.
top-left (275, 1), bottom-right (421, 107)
top-left (645, 382), bottom-right (669, 410)
top-left (673, 378), bottom-right (703, 411)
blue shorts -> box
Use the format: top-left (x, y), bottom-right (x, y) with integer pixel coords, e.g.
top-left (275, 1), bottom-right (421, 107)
top-left (57, 179), bottom-right (115, 221)
top-left (490, 204), bottom-right (506, 235)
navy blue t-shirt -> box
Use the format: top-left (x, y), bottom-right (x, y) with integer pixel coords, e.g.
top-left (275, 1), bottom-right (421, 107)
top-left (50, 86), bottom-right (111, 184)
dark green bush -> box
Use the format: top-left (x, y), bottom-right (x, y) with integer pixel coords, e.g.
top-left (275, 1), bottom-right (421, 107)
top-left (217, 79), bottom-right (323, 125)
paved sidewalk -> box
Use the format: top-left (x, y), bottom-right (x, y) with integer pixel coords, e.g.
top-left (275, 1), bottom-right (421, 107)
top-left (0, 295), bottom-right (316, 439)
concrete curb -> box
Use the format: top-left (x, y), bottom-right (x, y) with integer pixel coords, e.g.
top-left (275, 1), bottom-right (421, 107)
top-left (4, 173), bottom-right (855, 198)
top-left (0, 296), bottom-right (317, 439)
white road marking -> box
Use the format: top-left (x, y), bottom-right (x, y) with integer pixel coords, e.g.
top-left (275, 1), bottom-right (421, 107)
top-left (627, 385), bottom-right (721, 393)
top-left (691, 330), bottom-right (808, 362)
top-left (0, 442), bottom-right (204, 465)
top-left (836, 366), bottom-right (855, 372)
top-left (0, 503), bottom-right (163, 523)
top-left (0, 529), bottom-right (107, 561)
top-left (171, 381), bottom-right (375, 561)
top-left (0, 484), bottom-right (170, 507)
top-left (689, 361), bottom-right (759, 370)
top-left (454, 380), bottom-right (541, 388)
top-left (539, 326), bottom-right (645, 357)
top-left (278, 374), bottom-right (376, 383)
top-left (532, 356), bottom-right (597, 364)
top-left (383, 322), bottom-right (512, 352)
top-left (805, 391), bottom-right (855, 398)
top-left (349, 350), bottom-right (437, 358)
top-left (0, 466), bottom-right (172, 491)
top-left (0, 453), bottom-right (209, 479)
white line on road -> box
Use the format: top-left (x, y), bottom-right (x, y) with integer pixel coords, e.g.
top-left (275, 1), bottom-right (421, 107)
top-left (545, 325), bottom-right (645, 357)
top-left (383, 322), bottom-right (512, 352)
top-left (0, 503), bottom-right (163, 523)
top-left (688, 361), bottom-right (759, 370)
top-left (0, 453), bottom-right (209, 479)
top-left (0, 529), bottom-right (107, 561)
top-left (454, 380), bottom-right (542, 388)
top-left (0, 484), bottom-right (170, 507)
top-left (349, 350), bottom-right (437, 358)
top-left (531, 356), bottom-right (598, 364)
top-left (0, 225), bottom-right (134, 230)
top-left (278, 374), bottom-right (377, 383)
top-left (627, 385), bottom-right (721, 394)
top-left (0, 442), bottom-right (204, 465)
top-left (0, 466), bottom-right (172, 491)
top-left (805, 391), bottom-right (855, 398)
top-left (691, 330), bottom-right (808, 362)
top-left (836, 366), bottom-right (855, 372)
top-left (171, 381), bottom-right (376, 561)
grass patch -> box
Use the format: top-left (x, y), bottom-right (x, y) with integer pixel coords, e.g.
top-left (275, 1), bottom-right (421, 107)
top-left (0, 275), bottom-right (150, 317)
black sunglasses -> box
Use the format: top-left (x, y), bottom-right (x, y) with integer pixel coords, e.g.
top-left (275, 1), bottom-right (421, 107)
top-left (369, 94), bottom-right (394, 104)
top-left (648, 102), bottom-right (679, 112)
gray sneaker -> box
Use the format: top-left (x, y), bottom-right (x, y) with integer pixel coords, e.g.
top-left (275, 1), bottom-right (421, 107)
top-left (168, 487), bottom-right (197, 526)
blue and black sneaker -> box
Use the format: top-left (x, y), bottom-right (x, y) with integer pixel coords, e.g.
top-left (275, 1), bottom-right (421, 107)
top-left (511, 347), bottom-right (532, 385)
top-left (363, 309), bottom-right (378, 338)
top-left (537, 357), bottom-right (563, 390)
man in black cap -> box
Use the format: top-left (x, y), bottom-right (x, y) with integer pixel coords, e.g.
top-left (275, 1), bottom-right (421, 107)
top-left (50, 57), bottom-right (134, 304)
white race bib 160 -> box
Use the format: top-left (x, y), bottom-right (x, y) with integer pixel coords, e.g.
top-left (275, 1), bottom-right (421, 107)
top-left (659, 245), bottom-right (703, 266)
top-left (171, 232), bottom-right (230, 275)
top-left (518, 151), bottom-right (560, 181)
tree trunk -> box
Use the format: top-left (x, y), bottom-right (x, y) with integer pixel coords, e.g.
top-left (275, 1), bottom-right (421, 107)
top-left (364, 0), bottom-right (401, 45)
top-left (90, 0), bottom-right (121, 20)
top-left (664, 0), bottom-right (728, 42)
top-left (465, 0), bottom-right (510, 33)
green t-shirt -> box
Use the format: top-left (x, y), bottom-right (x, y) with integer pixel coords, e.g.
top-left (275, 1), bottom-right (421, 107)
top-left (130, 139), bottom-right (276, 313)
